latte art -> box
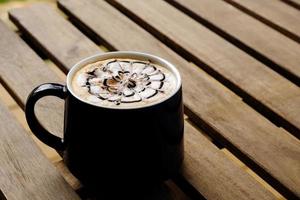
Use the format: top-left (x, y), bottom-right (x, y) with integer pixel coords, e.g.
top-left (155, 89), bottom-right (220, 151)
top-left (72, 58), bottom-right (177, 108)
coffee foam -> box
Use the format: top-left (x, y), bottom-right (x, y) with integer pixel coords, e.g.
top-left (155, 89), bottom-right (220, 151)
top-left (71, 58), bottom-right (177, 108)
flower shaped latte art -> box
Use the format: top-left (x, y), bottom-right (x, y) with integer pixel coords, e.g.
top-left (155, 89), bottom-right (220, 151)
top-left (78, 60), bottom-right (166, 105)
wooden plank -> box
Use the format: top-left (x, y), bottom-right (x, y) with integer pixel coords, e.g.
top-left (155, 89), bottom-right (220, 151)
top-left (166, 0), bottom-right (300, 137)
top-left (117, 0), bottom-right (300, 139)
top-left (0, 100), bottom-right (80, 200)
top-left (163, 0), bottom-right (300, 86)
top-left (223, 0), bottom-right (300, 43)
top-left (0, 20), bottom-right (64, 137)
top-left (183, 122), bottom-right (275, 200)
top-left (113, 0), bottom-right (300, 139)
top-left (16, 1), bottom-right (300, 199)
top-left (8, 3), bottom-right (101, 73)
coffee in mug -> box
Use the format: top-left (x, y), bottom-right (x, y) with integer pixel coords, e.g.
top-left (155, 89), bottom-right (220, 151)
top-left (25, 51), bottom-right (184, 196)
top-left (72, 58), bottom-right (177, 108)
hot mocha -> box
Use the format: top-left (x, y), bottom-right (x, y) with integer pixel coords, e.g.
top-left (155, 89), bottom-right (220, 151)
top-left (72, 58), bottom-right (177, 108)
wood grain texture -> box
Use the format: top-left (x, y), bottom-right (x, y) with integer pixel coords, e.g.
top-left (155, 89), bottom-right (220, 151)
top-left (55, 1), bottom-right (299, 199)
top-left (0, 20), bottom-right (64, 137)
top-left (113, 0), bottom-right (300, 139)
top-left (183, 122), bottom-right (275, 200)
top-left (8, 2), bottom-right (278, 199)
top-left (9, 3), bottom-right (101, 73)
top-left (164, 0), bottom-right (300, 86)
top-left (0, 100), bottom-right (80, 200)
top-left (169, 0), bottom-right (300, 137)
top-left (224, 0), bottom-right (300, 43)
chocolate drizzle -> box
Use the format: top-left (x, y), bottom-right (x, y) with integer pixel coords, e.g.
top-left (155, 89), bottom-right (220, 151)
top-left (79, 59), bottom-right (167, 105)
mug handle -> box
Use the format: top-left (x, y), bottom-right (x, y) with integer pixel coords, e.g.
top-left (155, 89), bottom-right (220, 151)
top-left (25, 83), bottom-right (67, 151)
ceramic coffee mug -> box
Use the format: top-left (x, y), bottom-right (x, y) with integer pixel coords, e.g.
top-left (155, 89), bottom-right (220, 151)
top-left (25, 51), bottom-right (184, 194)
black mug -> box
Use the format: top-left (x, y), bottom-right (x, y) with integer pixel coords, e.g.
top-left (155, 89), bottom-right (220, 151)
top-left (25, 51), bottom-right (184, 194)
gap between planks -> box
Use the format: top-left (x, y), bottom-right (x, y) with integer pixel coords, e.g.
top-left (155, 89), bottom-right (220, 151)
top-left (222, 0), bottom-right (300, 44)
top-left (186, 114), bottom-right (285, 200)
top-left (109, 0), bottom-right (300, 144)
top-left (164, 0), bottom-right (300, 88)
top-left (163, 0), bottom-right (300, 139)
top-left (280, 0), bottom-right (300, 10)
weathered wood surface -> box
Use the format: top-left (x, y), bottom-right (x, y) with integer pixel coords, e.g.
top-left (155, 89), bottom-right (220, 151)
top-left (163, 0), bottom-right (300, 85)
top-left (224, 0), bottom-right (300, 43)
top-left (168, 0), bottom-right (300, 138)
top-left (0, 100), bottom-right (80, 200)
top-left (9, 3), bottom-right (278, 199)
top-left (112, 0), bottom-right (300, 139)
top-left (12, 1), bottom-right (300, 199)
top-left (183, 122), bottom-right (275, 200)
top-left (9, 3), bottom-right (101, 73)
top-left (0, 20), bottom-right (64, 137)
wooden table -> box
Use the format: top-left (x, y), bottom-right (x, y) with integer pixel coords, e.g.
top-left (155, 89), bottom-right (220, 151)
top-left (0, 0), bottom-right (299, 199)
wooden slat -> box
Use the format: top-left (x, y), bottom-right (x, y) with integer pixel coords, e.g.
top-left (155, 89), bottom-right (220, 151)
top-left (112, 0), bottom-right (300, 139)
top-left (14, 1), bottom-right (299, 199)
top-left (164, 0), bottom-right (300, 86)
top-left (7, 1), bottom-right (278, 199)
top-left (167, 0), bottom-right (300, 138)
top-left (183, 122), bottom-right (275, 200)
top-left (0, 20), bottom-right (64, 137)
top-left (223, 0), bottom-right (300, 43)
top-left (0, 100), bottom-right (80, 200)
top-left (56, 1), bottom-right (300, 199)
top-left (8, 3), bottom-right (101, 73)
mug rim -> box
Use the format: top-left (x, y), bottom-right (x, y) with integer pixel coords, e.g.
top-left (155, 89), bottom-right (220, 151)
top-left (67, 51), bottom-right (182, 110)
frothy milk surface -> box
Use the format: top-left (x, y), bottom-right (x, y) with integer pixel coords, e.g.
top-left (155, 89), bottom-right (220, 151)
top-left (71, 58), bottom-right (177, 108)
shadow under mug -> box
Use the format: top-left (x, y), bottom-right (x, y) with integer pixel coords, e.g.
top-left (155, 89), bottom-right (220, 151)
top-left (25, 51), bottom-right (184, 194)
